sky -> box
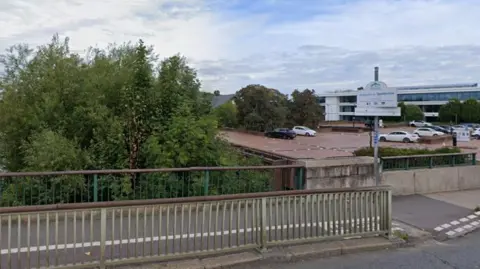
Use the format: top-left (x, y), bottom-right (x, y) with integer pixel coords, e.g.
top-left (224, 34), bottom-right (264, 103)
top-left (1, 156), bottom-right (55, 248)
top-left (1, 0), bottom-right (480, 94)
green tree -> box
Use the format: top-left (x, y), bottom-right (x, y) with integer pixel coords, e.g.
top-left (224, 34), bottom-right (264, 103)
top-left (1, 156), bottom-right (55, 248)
top-left (439, 99), bottom-right (462, 123)
top-left (0, 34), bottom-right (268, 205)
top-left (459, 98), bottom-right (480, 123)
top-left (404, 105), bottom-right (424, 121)
top-left (214, 101), bottom-right (238, 128)
top-left (288, 89), bottom-right (324, 128)
top-left (234, 84), bottom-right (289, 131)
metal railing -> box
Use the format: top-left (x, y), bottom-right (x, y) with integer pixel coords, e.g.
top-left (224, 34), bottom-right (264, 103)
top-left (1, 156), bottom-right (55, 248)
top-left (381, 152), bottom-right (477, 171)
top-left (0, 186), bottom-right (392, 269)
top-left (0, 165), bottom-right (304, 207)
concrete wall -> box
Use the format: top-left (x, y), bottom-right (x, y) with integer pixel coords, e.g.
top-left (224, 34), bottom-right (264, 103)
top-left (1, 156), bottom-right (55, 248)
top-left (299, 157), bottom-right (377, 189)
top-left (300, 156), bottom-right (480, 195)
top-left (383, 166), bottom-right (480, 195)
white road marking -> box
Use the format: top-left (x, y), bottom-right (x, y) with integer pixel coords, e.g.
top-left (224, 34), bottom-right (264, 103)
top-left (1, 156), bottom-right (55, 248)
top-left (460, 218), bottom-right (469, 222)
top-left (0, 217), bottom-right (381, 255)
top-left (450, 220), bottom-right (461, 225)
top-left (441, 224), bottom-right (451, 229)
top-left (434, 227), bottom-right (443, 232)
top-left (467, 215), bottom-right (477, 219)
top-left (445, 231), bottom-right (456, 236)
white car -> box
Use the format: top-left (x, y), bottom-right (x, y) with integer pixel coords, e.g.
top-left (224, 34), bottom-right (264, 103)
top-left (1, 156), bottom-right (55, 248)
top-left (472, 128), bottom-right (480, 138)
top-left (292, 126), bottom-right (317, 136)
top-left (413, 128), bottom-right (444, 137)
top-left (409, 120), bottom-right (432, 127)
top-left (379, 131), bottom-right (419, 143)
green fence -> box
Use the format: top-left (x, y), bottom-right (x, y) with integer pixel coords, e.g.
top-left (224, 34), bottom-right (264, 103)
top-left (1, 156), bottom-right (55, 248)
top-left (381, 152), bottom-right (477, 171)
top-left (0, 165), bottom-right (304, 207)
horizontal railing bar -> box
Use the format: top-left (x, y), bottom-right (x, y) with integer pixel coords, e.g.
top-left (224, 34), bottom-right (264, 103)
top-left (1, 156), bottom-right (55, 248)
top-left (0, 186), bottom-right (391, 214)
top-left (0, 164), bottom-right (303, 177)
top-left (381, 152), bottom-right (474, 159)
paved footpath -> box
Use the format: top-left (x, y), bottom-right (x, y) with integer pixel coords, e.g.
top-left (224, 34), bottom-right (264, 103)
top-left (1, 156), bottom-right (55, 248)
top-left (393, 190), bottom-right (480, 240)
top-left (244, 227), bottom-right (480, 269)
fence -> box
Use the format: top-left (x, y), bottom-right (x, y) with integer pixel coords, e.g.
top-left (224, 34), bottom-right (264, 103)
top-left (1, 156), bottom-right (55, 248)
top-left (0, 165), bottom-right (304, 207)
top-left (381, 153), bottom-right (476, 171)
top-left (0, 186), bottom-right (392, 269)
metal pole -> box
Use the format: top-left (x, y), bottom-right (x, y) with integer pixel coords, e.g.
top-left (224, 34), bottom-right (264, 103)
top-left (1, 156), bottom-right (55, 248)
top-left (373, 67), bottom-right (380, 186)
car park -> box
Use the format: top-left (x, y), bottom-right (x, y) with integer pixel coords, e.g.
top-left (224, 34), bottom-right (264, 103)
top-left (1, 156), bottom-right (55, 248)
top-left (413, 128), bottom-right (444, 137)
top-left (409, 120), bottom-right (432, 127)
top-left (472, 128), bottom-right (480, 138)
top-left (379, 131), bottom-right (419, 143)
top-left (264, 128), bottom-right (296, 139)
top-left (292, 126), bottom-right (317, 136)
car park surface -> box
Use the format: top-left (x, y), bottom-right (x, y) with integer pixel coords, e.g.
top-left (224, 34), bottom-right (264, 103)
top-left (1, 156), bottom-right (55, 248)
top-left (222, 127), bottom-right (479, 160)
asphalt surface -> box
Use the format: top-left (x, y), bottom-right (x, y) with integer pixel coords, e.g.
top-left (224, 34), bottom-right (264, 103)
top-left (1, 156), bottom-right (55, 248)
top-left (245, 230), bottom-right (480, 269)
top-left (393, 194), bottom-right (472, 231)
top-left (0, 197), bottom-right (384, 268)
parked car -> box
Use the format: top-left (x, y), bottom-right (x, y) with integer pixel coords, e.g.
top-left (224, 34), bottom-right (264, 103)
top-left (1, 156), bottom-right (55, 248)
top-left (471, 128), bottom-right (480, 138)
top-left (413, 128), bottom-right (444, 137)
top-left (379, 131), bottom-right (419, 143)
top-left (364, 119), bottom-right (384, 128)
top-left (429, 125), bottom-right (449, 134)
top-left (452, 125), bottom-right (473, 132)
top-left (264, 128), bottom-right (296, 139)
top-left (292, 126), bottom-right (317, 136)
top-left (409, 120), bottom-right (432, 127)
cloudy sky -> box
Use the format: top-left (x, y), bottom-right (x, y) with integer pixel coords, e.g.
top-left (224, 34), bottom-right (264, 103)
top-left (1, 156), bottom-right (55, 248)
top-left (1, 0), bottom-right (480, 94)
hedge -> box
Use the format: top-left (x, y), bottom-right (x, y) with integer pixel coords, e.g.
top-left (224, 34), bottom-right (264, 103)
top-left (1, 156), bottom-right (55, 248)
top-left (353, 146), bottom-right (461, 157)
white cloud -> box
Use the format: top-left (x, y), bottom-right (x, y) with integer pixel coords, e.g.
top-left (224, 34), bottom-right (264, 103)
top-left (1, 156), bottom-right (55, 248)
top-left (1, 0), bottom-right (480, 94)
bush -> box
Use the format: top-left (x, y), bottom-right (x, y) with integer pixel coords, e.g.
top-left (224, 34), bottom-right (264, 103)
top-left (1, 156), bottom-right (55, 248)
top-left (353, 146), bottom-right (461, 157)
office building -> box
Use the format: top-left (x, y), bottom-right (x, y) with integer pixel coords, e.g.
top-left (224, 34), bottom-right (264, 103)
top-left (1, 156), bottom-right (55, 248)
top-left (318, 83), bottom-right (480, 121)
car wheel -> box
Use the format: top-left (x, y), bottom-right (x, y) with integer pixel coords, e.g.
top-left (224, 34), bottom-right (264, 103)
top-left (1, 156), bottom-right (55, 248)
top-left (283, 135), bottom-right (287, 139)
top-left (433, 134), bottom-right (438, 136)
top-left (414, 132), bottom-right (420, 136)
top-left (379, 137), bottom-right (386, 142)
top-left (306, 132), bottom-right (311, 137)
top-left (410, 124), bottom-right (415, 127)
top-left (403, 138), bottom-right (410, 143)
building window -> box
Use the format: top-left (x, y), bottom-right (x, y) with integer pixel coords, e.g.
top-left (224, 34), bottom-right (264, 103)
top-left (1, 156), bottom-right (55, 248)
top-left (339, 96), bottom-right (357, 103)
top-left (318, 97), bottom-right (326, 103)
top-left (398, 91), bottom-right (480, 102)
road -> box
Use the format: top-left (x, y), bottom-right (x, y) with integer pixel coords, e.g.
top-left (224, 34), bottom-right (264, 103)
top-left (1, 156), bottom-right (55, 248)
top-left (0, 197), bottom-right (384, 268)
top-left (244, 230), bottom-right (480, 269)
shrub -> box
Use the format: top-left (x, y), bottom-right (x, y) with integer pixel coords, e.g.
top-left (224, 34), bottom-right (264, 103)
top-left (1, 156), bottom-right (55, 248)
top-left (353, 146), bottom-right (461, 157)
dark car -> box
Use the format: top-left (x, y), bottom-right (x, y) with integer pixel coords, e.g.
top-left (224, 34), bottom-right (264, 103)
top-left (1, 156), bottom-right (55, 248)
top-left (265, 128), bottom-right (296, 139)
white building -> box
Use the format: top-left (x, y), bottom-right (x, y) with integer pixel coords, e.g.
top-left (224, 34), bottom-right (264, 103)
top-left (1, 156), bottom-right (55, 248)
top-left (317, 83), bottom-right (480, 121)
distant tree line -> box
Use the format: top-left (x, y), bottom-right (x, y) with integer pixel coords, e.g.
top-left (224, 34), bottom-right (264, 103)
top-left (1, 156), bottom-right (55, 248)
top-left (214, 85), bottom-right (324, 131)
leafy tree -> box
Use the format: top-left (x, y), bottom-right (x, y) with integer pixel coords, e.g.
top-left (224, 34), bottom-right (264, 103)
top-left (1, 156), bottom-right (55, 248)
top-left (288, 89), bottom-right (324, 128)
top-left (213, 90), bottom-right (220, 96)
top-left (438, 99), bottom-right (462, 123)
top-left (234, 84), bottom-right (289, 131)
top-left (403, 105), bottom-right (424, 121)
top-left (214, 101), bottom-right (238, 128)
top-left (0, 34), bottom-right (269, 205)
top-left (459, 98), bottom-right (480, 123)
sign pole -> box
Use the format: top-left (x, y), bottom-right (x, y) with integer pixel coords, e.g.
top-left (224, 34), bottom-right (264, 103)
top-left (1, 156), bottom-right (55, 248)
top-left (373, 67), bottom-right (380, 186)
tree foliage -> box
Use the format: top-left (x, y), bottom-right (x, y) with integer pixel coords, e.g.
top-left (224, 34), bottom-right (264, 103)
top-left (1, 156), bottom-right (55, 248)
top-left (214, 101), bottom-right (238, 128)
top-left (233, 86), bottom-right (324, 131)
top-left (234, 84), bottom-right (289, 131)
top-left (0, 35), bottom-right (268, 205)
top-left (288, 89), bottom-right (324, 128)
top-left (439, 98), bottom-right (480, 123)
top-left (403, 104), bottom-right (424, 121)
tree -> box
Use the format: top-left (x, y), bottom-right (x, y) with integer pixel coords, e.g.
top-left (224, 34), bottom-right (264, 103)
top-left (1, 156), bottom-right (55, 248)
top-left (0, 34), bottom-right (268, 205)
top-left (438, 99), bottom-right (462, 123)
top-left (288, 89), bottom-right (324, 128)
top-left (214, 101), bottom-right (238, 128)
top-left (213, 90), bottom-right (220, 96)
top-left (403, 105), bottom-right (424, 121)
top-left (234, 84), bottom-right (289, 131)
top-left (459, 99), bottom-right (480, 123)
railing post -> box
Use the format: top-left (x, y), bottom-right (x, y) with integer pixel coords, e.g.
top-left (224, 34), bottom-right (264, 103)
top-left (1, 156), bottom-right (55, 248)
top-left (429, 156), bottom-right (433, 168)
top-left (405, 158), bottom-right (409, 170)
top-left (387, 190), bottom-right (392, 238)
top-left (294, 167), bottom-right (305, 190)
top-left (260, 197), bottom-right (268, 249)
top-left (203, 170), bottom-right (210, 196)
top-left (472, 153), bottom-right (477, 165)
top-left (452, 155), bottom-right (456, 166)
top-left (100, 208), bottom-right (107, 269)
top-left (93, 174), bottom-right (99, 202)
